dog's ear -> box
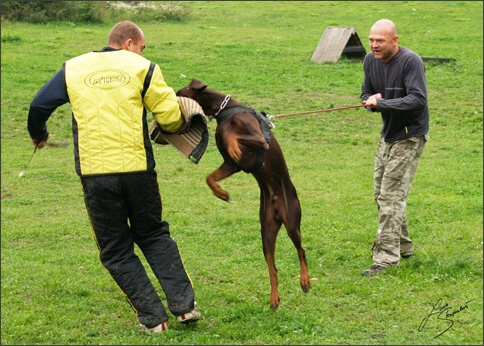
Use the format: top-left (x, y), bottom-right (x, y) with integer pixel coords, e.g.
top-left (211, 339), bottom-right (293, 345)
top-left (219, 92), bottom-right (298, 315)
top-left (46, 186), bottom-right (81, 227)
top-left (189, 79), bottom-right (207, 91)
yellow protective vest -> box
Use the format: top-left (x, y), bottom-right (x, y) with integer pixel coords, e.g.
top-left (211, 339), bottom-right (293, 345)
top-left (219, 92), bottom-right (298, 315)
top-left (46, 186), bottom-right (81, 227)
top-left (65, 49), bottom-right (182, 175)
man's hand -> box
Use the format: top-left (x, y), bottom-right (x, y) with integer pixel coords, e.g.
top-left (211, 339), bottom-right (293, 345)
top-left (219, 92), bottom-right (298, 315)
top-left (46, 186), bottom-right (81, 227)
top-left (32, 136), bottom-right (49, 149)
top-left (363, 93), bottom-right (382, 108)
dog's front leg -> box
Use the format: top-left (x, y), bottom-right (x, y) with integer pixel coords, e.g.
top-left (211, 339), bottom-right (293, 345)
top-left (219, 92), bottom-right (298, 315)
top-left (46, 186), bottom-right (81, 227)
top-left (206, 161), bottom-right (240, 202)
top-left (225, 133), bottom-right (243, 163)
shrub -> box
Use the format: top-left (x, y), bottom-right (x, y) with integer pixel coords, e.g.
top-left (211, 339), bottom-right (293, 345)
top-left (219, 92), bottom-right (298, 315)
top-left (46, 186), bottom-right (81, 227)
top-left (106, 1), bottom-right (192, 22)
top-left (0, 1), bottom-right (105, 23)
top-left (0, 1), bottom-right (191, 24)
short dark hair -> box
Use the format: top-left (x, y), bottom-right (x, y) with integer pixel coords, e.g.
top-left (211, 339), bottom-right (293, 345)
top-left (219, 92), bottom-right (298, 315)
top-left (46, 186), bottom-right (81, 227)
top-left (108, 21), bottom-right (143, 46)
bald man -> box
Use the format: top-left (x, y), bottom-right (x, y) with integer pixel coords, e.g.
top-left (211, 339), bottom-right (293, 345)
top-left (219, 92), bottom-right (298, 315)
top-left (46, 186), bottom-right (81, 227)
top-left (360, 19), bottom-right (429, 276)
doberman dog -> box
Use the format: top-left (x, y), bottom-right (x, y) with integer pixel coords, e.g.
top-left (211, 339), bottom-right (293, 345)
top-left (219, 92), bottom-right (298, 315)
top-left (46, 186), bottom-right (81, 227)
top-left (176, 79), bottom-right (310, 310)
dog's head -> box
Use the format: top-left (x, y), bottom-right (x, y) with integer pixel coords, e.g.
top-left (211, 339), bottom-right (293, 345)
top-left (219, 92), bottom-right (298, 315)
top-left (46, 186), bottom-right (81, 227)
top-left (176, 79), bottom-right (229, 117)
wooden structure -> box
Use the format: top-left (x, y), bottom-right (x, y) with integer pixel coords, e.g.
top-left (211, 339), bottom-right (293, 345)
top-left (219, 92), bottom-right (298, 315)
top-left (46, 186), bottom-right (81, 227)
top-left (311, 27), bottom-right (366, 63)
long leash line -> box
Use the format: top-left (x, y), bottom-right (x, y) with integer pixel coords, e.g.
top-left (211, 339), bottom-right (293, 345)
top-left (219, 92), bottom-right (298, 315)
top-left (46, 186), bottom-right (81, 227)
top-left (272, 104), bottom-right (366, 119)
top-left (24, 146), bottom-right (37, 168)
top-left (18, 141), bottom-right (69, 178)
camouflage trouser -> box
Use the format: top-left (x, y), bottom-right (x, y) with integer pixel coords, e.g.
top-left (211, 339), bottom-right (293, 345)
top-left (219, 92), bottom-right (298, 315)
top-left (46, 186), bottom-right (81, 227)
top-left (372, 135), bottom-right (427, 267)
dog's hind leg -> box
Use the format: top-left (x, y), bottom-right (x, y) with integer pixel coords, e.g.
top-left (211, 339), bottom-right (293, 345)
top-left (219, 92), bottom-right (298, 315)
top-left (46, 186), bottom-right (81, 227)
top-left (206, 161), bottom-right (240, 202)
top-left (281, 183), bottom-right (311, 293)
top-left (262, 229), bottom-right (281, 311)
top-left (260, 197), bottom-right (283, 311)
top-left (287, 227), bottom-right (310, 293)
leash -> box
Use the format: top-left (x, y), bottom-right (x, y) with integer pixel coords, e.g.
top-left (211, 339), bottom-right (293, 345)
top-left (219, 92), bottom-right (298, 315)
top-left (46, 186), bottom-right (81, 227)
top-left (18, 146), bottom-right (37, 178)
top-left (18, 140), bottom-right (69, 177)
top-left (214, 95), bottom-right (365, 119)
top-left (272, 104), bottom-right (366, 118)
top-left (211, 96), bottom-right (366, 130)
top-left (45, 141), bottom-right (69, 147)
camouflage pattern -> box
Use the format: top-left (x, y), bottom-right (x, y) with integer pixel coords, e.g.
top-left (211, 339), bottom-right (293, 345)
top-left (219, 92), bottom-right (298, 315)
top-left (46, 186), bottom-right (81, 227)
top-left (372, 135), bottom-right (427, 266)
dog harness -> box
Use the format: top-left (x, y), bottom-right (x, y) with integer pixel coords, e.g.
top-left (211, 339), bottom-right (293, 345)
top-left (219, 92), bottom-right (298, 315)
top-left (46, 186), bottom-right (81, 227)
top-left (216, 106), bottom-right (273, 173)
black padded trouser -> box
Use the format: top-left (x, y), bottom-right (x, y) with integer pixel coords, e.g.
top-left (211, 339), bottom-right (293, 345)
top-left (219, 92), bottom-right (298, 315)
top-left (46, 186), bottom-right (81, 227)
top-left (81, 170), bottom-right (195, 328)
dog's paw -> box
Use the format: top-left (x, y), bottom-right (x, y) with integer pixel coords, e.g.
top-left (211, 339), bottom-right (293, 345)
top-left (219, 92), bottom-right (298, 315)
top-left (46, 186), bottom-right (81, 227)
top-left (270, 296), bottom-right (280, 311)
top-left (227, 139), bottom-right (243, 163)
top-left (228, 147), bottom-right (242, 163)
top-left (300, 271), bottom-right (311, 293)
top-left (300, 279), bottom-right (310, 293)
top-left (215, 190), bottom-right (230, 202)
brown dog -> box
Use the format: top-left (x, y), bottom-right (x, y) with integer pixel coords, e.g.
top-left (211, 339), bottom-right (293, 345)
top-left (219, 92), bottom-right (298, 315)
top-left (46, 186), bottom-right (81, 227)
top-left (176, 79), bottom-right (310, 310)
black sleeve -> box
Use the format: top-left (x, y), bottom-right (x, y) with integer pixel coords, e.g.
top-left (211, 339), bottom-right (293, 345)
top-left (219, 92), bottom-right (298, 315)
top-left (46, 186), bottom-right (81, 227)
top-left (360, 54), bottom-right (378, 113)
top-left (27, 65), bottom-right (69, 142)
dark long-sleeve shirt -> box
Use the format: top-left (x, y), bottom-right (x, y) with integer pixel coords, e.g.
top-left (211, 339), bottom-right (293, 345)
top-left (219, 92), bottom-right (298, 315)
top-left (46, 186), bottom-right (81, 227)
top-left (361, 46), bottom-right (429, 142)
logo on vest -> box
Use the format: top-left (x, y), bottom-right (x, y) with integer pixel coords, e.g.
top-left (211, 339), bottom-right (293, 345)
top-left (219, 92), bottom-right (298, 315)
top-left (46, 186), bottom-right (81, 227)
top-left (85, 70), bottom-right (130, 90)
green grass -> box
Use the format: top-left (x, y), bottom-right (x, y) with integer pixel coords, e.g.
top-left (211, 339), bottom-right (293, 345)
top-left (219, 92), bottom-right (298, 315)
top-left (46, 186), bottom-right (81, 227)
top-left (1, 1), bottom-right (482, 344)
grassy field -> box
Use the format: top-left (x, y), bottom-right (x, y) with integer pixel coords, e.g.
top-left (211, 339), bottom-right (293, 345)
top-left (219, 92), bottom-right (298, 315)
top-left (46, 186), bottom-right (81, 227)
top-left (1, 1), bottom-right (482, 344)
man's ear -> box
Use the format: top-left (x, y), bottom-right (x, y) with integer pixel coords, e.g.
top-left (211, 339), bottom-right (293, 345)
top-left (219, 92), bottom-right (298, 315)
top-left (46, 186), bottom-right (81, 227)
top-left (123, 38), bottom-right (134, 51)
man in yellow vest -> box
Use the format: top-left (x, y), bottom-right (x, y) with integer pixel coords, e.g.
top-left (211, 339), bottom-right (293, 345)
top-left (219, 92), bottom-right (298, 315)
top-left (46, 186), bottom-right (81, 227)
top-left (28, 21), bottom-right (200, 333)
